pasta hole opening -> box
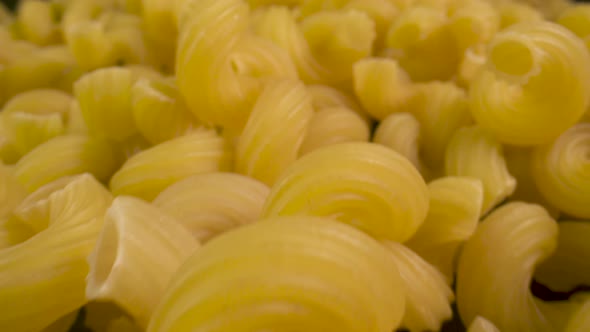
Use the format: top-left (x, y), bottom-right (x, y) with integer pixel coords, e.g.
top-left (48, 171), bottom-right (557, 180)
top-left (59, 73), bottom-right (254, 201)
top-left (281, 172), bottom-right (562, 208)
top-left (89, 219), bottom-right (120, 292)
top-left (490, 38), bottom-right (536, 79)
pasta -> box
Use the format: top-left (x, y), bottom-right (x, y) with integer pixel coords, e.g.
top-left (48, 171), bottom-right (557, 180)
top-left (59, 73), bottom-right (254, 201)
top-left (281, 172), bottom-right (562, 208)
top-left (0, 163), bottom-right (27, 219)
top-left (146, 216), bottom-right (406, 332)
top-left (469, 21), bottom-right (590, 145)
top-left (153, 172), bottom-right (270, 242)
top-left (445, 126), bottom-right (516, 215)
top-left (16, 0), bottom-right (62, 46)
top-left (531, 123), bottom-right (590, 218)
top-left (382, 241), bottom-right (453, 332)
top-left (496, 2), bottom-right (544, 28)
top-left (449, 0), bottom-right (499, 54)
top-left (0, 174), bottom-right (112, 332)
top-left (142, 0), bottom-right (177, 69)
top-left (110, 129), bottom-right (232, 201)
top-left (406, 176), bottom-right (483, 283)
top-left (564, 297), bottom-right (590, 332)
top-left (262, 142), bottom-right (429, 242)
top-left (85, 301), bottom-right (141, 332)
top-left (467, 316), bottom-right (501, 332)
top-left (86, 196), bottom-right (199, 328)
top-left (235, 79), bottom-right (313, 185)
top-left (41, 310), bottom-right (78, 332)
top-left (456, 202), bottom-right (577, 332)
top-left (558, 5), bottom-right (590, 50)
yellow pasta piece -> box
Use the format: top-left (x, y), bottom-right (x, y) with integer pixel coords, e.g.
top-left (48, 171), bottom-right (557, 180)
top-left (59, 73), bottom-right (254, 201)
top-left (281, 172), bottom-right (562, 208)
top-left (495, 2), bottom-right (543, 28)
top-left (85, 301), bottom-right (138, 332)
top-left (131, 77), bottom-right (198, 145)
top-left (0, 215), bottom-right (34, 249)
top-left (116, 0), bottom-right (142, 14)
top-left (535, 221), bottom-right (590, 292)
top-left (456, 202), bottom-right (577, 332)
top-left (467, 316), bottom-right (501, 332)
top-left (514, 0), bottom-right (573, 20)
top-left (0, 119), bottom-right (20, 164)
top-left (457, 44), bottom-right (487, 87)
top-left (382, 241), bottom-right (453, 332)
top-left (445, 126), bottom-right (516, 215)
top-left (449, 0), bottom-right (499, 53)
top-left (102, 12), bottom-right (150, 66)
top-left (0, 37), bottom-right (38, 65)
top-left (146, 216), bottom-right (406, 332)
top-left (14, 135), bottom-right (120, 192)
top-left (307, 84), bottom-right (371, 122)
top-left (64, 19), bottom-right (117, 71)
top-left (153, 172), bottom-right (270, 242)
top-left (41, 310), bottom-right (78, 332)
top-left (353, 57), bottom-right (415, 120)
top-left (531, 123), bottom-right (590, 218)
top-left (110, 129), bottom-right (232, 201)
top-left (0, 163), bottom-right (27, 219)
top-left (262, 142), bottom-right (429, 242)
top-left (142, 0), bottom-right (177, 69)
top-left (16, 0), bottom-right (61, 46)
top-left (470, 21), bottom-right (590, 145)
top-left (74, 67), bottom-right (138, 141)
top-left (559, 5), bottom-right (590, 51)
top-left (235, 80), bottom-right (313, 185)
top-left (300, 106), bottom-right (370, 155)
top-left (564, 297), bottom-right (590, 332)
top-left (66, 100), bottom-right (88, 135)
top-left (384, 6), bottom-right (460, 81)
top-left (0, 174), bottom-right (112, 332)
top-left (373, 112), bottom-right (425, 176)
top-left (87, 196), bottom-right (199, 328)
top-left (406, 176), bottom-right (483, 283)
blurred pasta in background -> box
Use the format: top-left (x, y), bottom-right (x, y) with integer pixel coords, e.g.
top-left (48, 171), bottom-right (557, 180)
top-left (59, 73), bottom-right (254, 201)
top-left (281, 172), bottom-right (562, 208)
top-left (1, 0), bottom-right (590, 331)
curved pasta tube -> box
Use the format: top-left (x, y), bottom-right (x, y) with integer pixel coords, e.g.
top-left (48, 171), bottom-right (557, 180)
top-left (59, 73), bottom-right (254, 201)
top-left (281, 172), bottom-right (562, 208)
top-left (558, 5), bottom-right (590, 51)
top-left (0, 119), bottom-right (19, 164)
top-left (535, 221), bottom-right (590, 292)
top-left (382, 241), bottom-right (453, 332)
top-left (531, 123), bottom-right (590, 218)
top-left (110, 129), bottom-right (232, 201)
top-left (262, 142), bottom-right (429, 242)
top-left (445, 126), bottom-right (516, 215)
top-left (515, 0), bottom-right (572, 20)
top-left (449, 0), bottom-right (499, 53)
top-left (467, 316), bottom-right (501, 332)
top-left (384, 6), bottom-right (460, 81)
top-left (15, 0), bottom-right (61, 46)
top-left (456, 202), bottom-right (577, 332)
top-left (300, 106), bottom-right (370, 155)
top-left (14, 135), bottom-right (120, 192)
top-left (457, 45), bottom-right (487, 88)
top-left (497, 2), bottom-right (544, 29)
top-left (0, 174), bottom-right (113, 332)
top-left (470, 21), bottom-right (590, 145)
top-left (142, 0), bottom-right (177, 68)
top-left (307, 84), bottom-right (371, 122)
top-left (235, 80), bottom-right (313, 185)
top-left (0, 215), bottom-right (34, 249)
top-left (86, 196), bottom-right (199, 328)
top-left (0, 163), bottom-right (27, 219)
top-left (99, 12), bottom-right (149, 66)
top-left (131, 77), bottom-right (198, 145)
top-left (153, 172), bottom-right (270, 242)
top-left (64, 20), bottom-right (117, 71)
top-left (353, 57), bottom-right (415, 120)
top-left (406, 176), bottom-right (483, 283)
top-left (373, 112), bottom-right (425, 176)
top-left (564, 297), bottom-right (590, 332)
top-left (147, 216), bottom-right (406, 332)
top-left (66, 100), bottom-right (88, 135)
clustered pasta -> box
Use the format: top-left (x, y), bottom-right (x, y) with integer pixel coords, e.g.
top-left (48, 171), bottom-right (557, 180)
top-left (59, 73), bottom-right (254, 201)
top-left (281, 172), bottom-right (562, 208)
top-left (0, 0), bottom-right (589, 331)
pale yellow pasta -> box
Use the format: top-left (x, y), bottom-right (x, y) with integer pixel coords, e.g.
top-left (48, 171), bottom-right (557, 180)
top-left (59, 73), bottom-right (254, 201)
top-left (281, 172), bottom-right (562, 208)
top-left (85, 301), bottom-right (139, 332)
top-left (445, 126), bottom-right (515, 214)
top-left (0, 174), bottom-right (112, 332)
top-left (64, 19), bottom-right (117, 71)
top-left (449, 0), bottom-right (499, 54)
top-left (153, 172), bottom-right (270, 242)
top-left (353, 57), bottom-right (415, 120)
top-left (0, 215), bottom-right (34, 249)
top-left (408, 81), bottom-right (472, 170)
top-left (116, 0), bottom-right (142, 14)
top-left (470, 21), bottom-right (590, 145)
top-left (110, 129), bottom-right (232, 201)
top-left (467, 316), bottom-right (501, 332)
top-left (235, 80), bottom-right (313, 185)
top-left (74, 67), bottom-right (138, 141)
top-left (373, 112), bottom-right (425, 176)
top-left (384, 6), bottom-right (460, 81)
top-left (382, 241), bottom-right (453, 332)
top-left (564, 297), bottom-right (590, 332)
top-left (0, 118), bottom-right (19, 163)
top-left (41, 310), bottom-right (78, 332)
top-left (531, 123), bottom-right (590, 218)
top-left (66, 100), bottom-right (88, 134)
top-left (14, 135), bottom-right (119, 192)
top-left (300, 106), bottom-right (370, 155)
top-left (86, 196), bottom-right (199, 328)
top-left (0, 163), bottom-right (27, 219)
top-left (146, 217), bottom-right (406, 332)
top-left (16, 0), bottom-right (61, 46)
top-left (457, 44), bottom-right (487, 87)
top-left (558, 5), bottom-right (590, 51)
top-left (102, 12), bottom-right (151, 66)
top-left (406, 176), bottom-right (483, 283)
top-left (535, 221), bottom-right (590, 292)
top-left (456, 202), bottom-right (577, 332)
top-left (131, 77), bottom-right (198, 145)
top-left (513, 0), bottom-right (573, 19)
top-left (142, 0), bottom-right (177, 68)
top-left (496, 2), bottom-right (543, 28)
top-left (262, 142), bottom-right (429, 242)
top-left (307, 84), bottom-right (371, 122)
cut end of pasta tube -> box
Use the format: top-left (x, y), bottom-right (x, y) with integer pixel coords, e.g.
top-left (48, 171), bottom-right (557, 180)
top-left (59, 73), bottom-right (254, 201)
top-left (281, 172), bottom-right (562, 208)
top-left (488, 33), bottom-right (540, 84)
top-left (86, 215), bottom-right (121, 300)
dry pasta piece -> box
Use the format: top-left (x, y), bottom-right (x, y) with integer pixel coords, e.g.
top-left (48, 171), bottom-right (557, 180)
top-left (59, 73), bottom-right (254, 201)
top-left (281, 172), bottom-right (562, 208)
top-left (16, 0), bottom-right (62, 46)
top-left (300, 106), bottom-right (370, 155)
top-left (0, 174), bottom-right (112, 332)
top-left (457, 44), bottom-right (487, 88)
top-left (558, 5), bottom-right (590, 51)
top-left (406, 176), bottom-right (483, 283)
top-left (110, 129), bottom-right (232, 201)
top-left (456, 202), bottom-right (578, 332)
top-left (513, 0), bottom-right (573, 20)
top-left (449, 0), bottom-right (499, 54)
top-left (382, 241), bottom-right (453, 332)
top-left (0, 162), bottom-right (27, 219)
top-left (85, 302), bottom-right (141, 332)
top-left (153, 172), bottom-right (270, 243)
top-left (470, 21), bottom-right (590, 145)
top-left (66, 100), bottom-right (88, 135)
top-left (307, 84), bottom-right (371, 122)
top-left (467, 316), bottom-right (501, 332)
top-left (14, 135), bottom-right (119, 192)
top-left (146, 217), bottom-right (406, 332)
top-left (262, 142), bottom-right (429, 242)
top-left (353, 57), bottom-right (415, 120)
top-left (531, 123), bottom-right (590, 219)
top-left (86, 196), bottom-right (199, 328)
top-left (384, 6), bottom-right (460, 81)
top-left (41, 310), bottom-right (78, 332)
top-left (142, 0), bottom-right (178, 68)
top-left (235, 79), bottom-right (313, 185)
top-left (564, 297), bottom-right (590, 332)
top-left (535, 221), bottom-right (590, 292)
top-left (496, 2), bottom-right (544, 29)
